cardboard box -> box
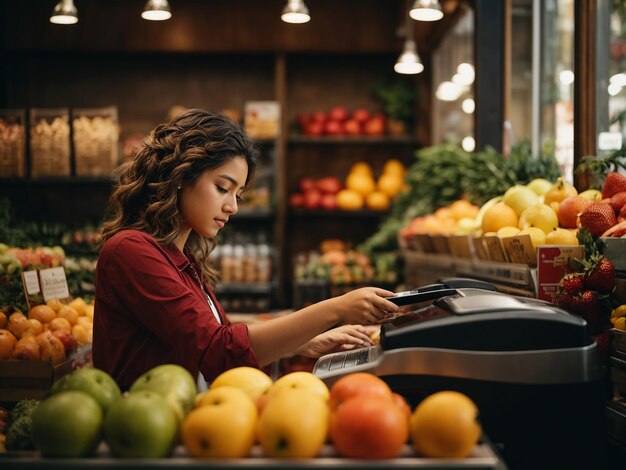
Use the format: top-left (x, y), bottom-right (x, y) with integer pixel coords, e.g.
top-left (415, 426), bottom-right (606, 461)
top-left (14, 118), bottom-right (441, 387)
top-left (0, 346), bottom-right (92, 403)
top-left (536, 245), bottom-right (584, 303)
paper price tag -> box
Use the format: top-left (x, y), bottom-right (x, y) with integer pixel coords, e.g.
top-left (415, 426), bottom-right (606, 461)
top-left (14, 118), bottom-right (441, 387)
top-left (22, 270), bottom-right (40, 294)
top-left (39, 266), bottom-right (70, 301)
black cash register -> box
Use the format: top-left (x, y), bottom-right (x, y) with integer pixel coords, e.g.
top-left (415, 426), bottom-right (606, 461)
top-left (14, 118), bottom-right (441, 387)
top-left (313, 278), bottom-right (607, 470)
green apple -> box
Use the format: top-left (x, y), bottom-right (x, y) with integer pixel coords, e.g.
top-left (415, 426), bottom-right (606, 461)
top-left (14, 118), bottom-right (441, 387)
top-left (31, 391), bottom-right (103, 457)
top-left (104, 390), bottom-right (178, 458)
top-left (130, 364), bottom-right (197, 422)
top-left (50, 368), bottom-right (121, 413)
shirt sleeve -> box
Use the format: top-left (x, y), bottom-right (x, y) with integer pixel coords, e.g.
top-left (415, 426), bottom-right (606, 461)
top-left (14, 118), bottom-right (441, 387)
top-left (102, 235), bottom-right (260, 381)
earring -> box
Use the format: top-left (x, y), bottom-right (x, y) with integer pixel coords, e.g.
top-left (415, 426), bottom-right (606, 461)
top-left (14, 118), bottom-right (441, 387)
top-left (177, 185), bottom-right (181, 190)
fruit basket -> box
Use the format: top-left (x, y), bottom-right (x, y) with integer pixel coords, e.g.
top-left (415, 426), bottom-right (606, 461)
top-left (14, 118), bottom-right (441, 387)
top-left (0, 441), bottom-right (506, 469)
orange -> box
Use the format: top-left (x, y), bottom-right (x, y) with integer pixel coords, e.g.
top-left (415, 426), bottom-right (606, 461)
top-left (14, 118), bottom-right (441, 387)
top-left (382, 158), bottom-right (405, 177)
top-left (49, 317), bottom-right (72, 332)
top-left (68, 297), bottom-right (88, 316)
top-left (350, 161), bottom-right (373, 177)
top-left (29, 304), bottom-right (56, 324)
top-left (346, 172), bottom-right (376, 197)
top-left (328, 372), bottom-right (393, 411)
top-left (0, 329), bottom-right (17, 360)
top-left (377, 173), bottom-right (404, 198)
top-left (0, 312), bottom-right (6, 329)
top-left (449, 200), bottom-right (480, 221)
top-left (330, 394), bottom-right (408, 459)
top-left (57, 306), bottom-right (79, 326)
top-left (481, 203), bottom-right (518, 233)
top-left (336, 189), bottom-right (364, 210)
top-left (365, 191), bottom-right (390, 210)
top-left (46, 299), bottom-right (64, 312)
top-left (410, 391), bottom-right (481, 458)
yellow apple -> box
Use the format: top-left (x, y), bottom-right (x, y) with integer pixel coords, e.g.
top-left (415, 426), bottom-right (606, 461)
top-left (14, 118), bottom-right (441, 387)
top-left (266, 371), bottom-right (329, 402)
top-left (518, 204), bottom-right (559, 234)
top-left (210, 366), bottom-right (273, 401)
top-left (258, 389), bottom-right (329, 458)
top-left (182, 386), bottom-right (257, 458)
top-left (526, 178), bottom-right (554, 196)
top-left (579, 189), bottom-right (602, 202)
top-left (496, 226), bottom-right (520, 238)
top-left (544, 177), bottom-right (578, 205)
top-left (503, 185), bottom-right (540, 216)
top-left (518, 227), bottom-right (546, 249)
top-left (545, 228), bottom-right (579, 245)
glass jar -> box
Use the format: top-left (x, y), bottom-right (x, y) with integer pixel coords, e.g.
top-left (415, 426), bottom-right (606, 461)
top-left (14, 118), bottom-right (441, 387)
top-left (73, 106), bottom-right (120, 176)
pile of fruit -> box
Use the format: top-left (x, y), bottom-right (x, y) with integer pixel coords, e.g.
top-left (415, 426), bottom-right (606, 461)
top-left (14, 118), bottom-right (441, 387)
top-left (293, 239), bottom-right (397, 286)
top-left (0, 298), bottom-right (93, 363)
top-left (5, 365), bottom-right (483, 461)
top-left (296, 106), bottom-right (387, 137)
top-left (289, 159), bottom-right (405, 212)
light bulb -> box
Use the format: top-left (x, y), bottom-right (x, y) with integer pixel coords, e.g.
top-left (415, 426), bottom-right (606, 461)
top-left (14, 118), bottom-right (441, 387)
top-left (142, 0), bottom-right (172, 21)
top-left (394, 40), bottom-right (424, 74)
top-left (410, 0), bottom-right (444, 22)
top-left (50, 0), bottom-right (78, 25)
top-left (281, 0), bottom-right (310, 24)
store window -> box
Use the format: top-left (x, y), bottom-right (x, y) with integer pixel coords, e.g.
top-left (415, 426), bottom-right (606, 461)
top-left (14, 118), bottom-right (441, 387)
top-left (596, 0), bottom-right (626, 157)
top-left (509, 0), bottom-right (574, 181)
top-left (431, 9), bottom-right (474, 150)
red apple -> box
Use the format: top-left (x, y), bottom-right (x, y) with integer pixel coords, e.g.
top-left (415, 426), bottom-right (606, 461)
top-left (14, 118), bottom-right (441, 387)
top-left (352, 108), bottom-right (371, 124)
top-left (344, 118), bottom-right (362, 136)
top-left (51, 329), bottom-right (78, 355)
top-left (364, 114), bottom-right (386, 136)
top-left (311, 111), bottom-right (327, 123)
top-left (316, 176), bottom-right (342, 195)
top-left (304, 120), bottom-right (324, 136)
top-left (328, 106), bottom-right (349, 122)
top-left (289, 193), bottom-right (305, 208)
top-left (303, 190), bottom-right (322, 209)
top-left (299, 178), bottom-right (317, 193)
top-left (320, 193), bottom-right (338, 211)
top-left (324, 120), bottom-right (345, 136)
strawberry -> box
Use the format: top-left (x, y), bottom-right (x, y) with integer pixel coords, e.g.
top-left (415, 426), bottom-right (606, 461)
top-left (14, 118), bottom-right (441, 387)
top-left (558, 273), bottom-right (584, 295)
top-left (602, 172), bottom-right (626, 199)
top-left (609, 191), bottom-right (626, 213)
top-left (579, 202), bottom-right (616, 236)
top-left (554, 291), bottom-right (574, 310)
top-left (583, 255), bottom-right (615, 294)
top-left (571, 290), bottom-right (600, 318)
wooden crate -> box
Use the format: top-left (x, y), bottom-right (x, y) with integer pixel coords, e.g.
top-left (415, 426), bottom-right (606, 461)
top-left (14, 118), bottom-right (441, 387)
top-left (0, 346), bottom-right (92, 403)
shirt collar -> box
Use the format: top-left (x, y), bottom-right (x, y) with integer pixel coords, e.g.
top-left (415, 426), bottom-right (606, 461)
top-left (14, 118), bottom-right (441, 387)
top-left (161, 243), bottom-right (191, 271)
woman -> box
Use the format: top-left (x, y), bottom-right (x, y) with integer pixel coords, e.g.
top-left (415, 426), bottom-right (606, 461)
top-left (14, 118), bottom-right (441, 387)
top-left (93, 109), bottom-right (400, 389)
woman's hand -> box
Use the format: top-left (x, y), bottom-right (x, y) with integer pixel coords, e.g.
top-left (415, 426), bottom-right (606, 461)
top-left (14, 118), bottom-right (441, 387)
top-left (295, 324), bottom-right (380, 358)
top-left (333, 287), bottom-right (400, 325)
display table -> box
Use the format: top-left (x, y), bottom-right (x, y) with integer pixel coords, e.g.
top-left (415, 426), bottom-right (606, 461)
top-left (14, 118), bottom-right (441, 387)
top-left (0, 442), bottom-right (507, 469)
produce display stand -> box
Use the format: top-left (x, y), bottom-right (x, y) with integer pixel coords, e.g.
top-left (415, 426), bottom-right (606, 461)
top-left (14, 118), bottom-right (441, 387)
top-left (0, 442), bottom-right (507, 469)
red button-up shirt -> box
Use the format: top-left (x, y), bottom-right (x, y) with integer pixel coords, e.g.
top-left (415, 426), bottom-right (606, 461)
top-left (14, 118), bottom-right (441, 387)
top-left (93, 230), bottom-right (259, 389)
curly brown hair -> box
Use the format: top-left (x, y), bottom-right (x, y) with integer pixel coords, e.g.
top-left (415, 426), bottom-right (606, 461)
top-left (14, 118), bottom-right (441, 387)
top-left (101, 109), bottom-right (258, 288)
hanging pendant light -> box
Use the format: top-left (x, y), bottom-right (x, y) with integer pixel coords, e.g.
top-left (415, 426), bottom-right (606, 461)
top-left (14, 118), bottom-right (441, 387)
top-left (50, 0), bottom-right (78, 25)
top-left (410, 0), bottom-right (444, 22)
top-left (394, 39), bottom-right (424, 75)
top-left (281, 0), bottom-right (310, 24)
top-left (142, 0), bottom-right (172, 21)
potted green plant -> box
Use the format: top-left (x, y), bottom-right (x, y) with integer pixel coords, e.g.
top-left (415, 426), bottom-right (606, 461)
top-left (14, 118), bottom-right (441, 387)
top-left (374, 76), bottom-right (420, 136)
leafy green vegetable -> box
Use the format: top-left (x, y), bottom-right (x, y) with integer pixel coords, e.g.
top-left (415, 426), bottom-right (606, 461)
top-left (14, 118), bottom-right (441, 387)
top-left (9, 398), bottom-right (40, 424)
top-left (5, 416), bottom-right (35, 451)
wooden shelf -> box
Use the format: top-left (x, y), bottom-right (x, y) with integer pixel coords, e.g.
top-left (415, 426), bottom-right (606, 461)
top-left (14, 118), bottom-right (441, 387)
top-left (288, 135), bottom-right (420, 145)
top-left (0, 176), bottom-right (117, 184)
top-left (289, 209), bottom-right (388, 218)
top-left (215, 282), bottom-right (275, 295)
